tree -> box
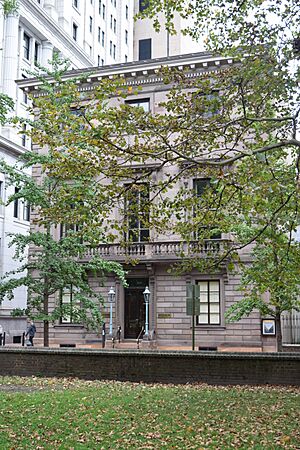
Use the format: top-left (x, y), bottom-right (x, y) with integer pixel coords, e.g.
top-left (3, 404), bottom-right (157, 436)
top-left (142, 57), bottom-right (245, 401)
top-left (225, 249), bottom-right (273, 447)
top-left (0, 59), bottom-right (127, 347)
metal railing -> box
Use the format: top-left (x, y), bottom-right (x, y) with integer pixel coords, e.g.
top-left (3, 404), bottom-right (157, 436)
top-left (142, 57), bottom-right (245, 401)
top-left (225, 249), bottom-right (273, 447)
top-left (136, 327), bottom-right (145, 349)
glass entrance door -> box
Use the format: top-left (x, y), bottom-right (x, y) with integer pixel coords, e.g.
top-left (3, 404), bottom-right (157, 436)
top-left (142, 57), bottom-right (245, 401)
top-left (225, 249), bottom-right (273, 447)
top-left (124, 278), bottom-right (148, 339)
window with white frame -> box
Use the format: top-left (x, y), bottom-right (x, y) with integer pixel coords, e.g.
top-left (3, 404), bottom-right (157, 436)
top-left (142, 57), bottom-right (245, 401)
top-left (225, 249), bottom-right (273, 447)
top-left (196, 280), bottom-right (221, 325)
top-left (60, 285), bottom-right (81, 324)
top-left (193, 178), bottom-right (221, 239)
top-left (124, 183), bottom-right (150, 243)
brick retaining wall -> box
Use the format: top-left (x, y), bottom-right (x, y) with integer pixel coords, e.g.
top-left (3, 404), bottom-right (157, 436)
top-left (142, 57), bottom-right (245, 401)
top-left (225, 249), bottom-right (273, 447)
top-left (0, 348), bottom-right (299, 386)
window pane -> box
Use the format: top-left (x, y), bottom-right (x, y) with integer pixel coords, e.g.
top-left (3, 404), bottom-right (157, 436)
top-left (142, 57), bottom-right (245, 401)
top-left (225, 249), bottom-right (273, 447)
top-left (198, 281), bottom-right (208, 292)
top-left (210, 281), bottom-right (220, 291)
top-left (199, 304), bottom-right (208, 313)
top-left (199, 314), bottom-right (208, 324)
top-left (210, 303), bottom-right (220, 313)
top-left (139, 38), bottom-right (151, 60)
top-left (210, 293), bottom-right (219, 302)
top-left (199, 294), bottom-right (208, 303)
top-left (210, 314), bottom-right (220, 324)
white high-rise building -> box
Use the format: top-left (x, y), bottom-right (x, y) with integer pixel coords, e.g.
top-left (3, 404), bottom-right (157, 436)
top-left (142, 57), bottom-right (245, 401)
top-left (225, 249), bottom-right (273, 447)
top-left (0, 0), bottom-right (134, 342)
top-left (133, 0), bottom-right (204, 61)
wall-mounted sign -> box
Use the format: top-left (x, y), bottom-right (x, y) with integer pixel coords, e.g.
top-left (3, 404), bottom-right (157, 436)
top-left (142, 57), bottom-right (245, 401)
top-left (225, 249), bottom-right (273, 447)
top-left (261, 319), bottom-right (276, 336)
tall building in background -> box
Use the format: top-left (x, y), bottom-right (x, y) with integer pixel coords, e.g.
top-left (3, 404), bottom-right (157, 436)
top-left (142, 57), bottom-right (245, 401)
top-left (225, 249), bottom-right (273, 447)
top-left (133, 0), bottom-right (204, 61)
top-left (0, 0), bottom-right (134, 341)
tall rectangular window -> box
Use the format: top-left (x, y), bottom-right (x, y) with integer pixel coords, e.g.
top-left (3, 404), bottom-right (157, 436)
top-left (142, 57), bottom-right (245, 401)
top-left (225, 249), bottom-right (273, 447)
top-left (109, 40), bottom-right (112, 55)
top-left (110, 14), bottom-right (113, 28)
top-left (113, 44), bottom-right (116, 59)
top-left (125, 4), bottom-right (128, 19)
top-left (124, 184), bottom-right (150, 243)
top-left (125, 29), bottom-right (128, 45)
top-left (193, 179), bottom-right (221, 239)
top-left (13, 187), bottom-right (19, 218)
top-left (73, 23), bottom-right (78, 41)
top-left (139, 0), bottom-right (149, 12)
top-left (102, 4), bottom-right (105, 19)
top-left (138, 38), bottom-right (151, 60)
top-left (102, 31), bottom-right (105, 46)
top-left (73, 0), bottom-right (78, 8)
top-left (60, 285), bottom-right (81, 324)
top-left (98, 26), bottom-right (101, 42)
top-left (98, 0), bottom-right (101, 13)
top-left (34, 42), bottom-right (40, 66)
top-left (197, 280), bottom-right (221, 325)
top-left (89, 16), bottom-right (93, 33)
top-left (98, 55), bottom-right (101, 65)
top-left (23, 32), bottom-right (30, 60)
top-left (113, 18), bottom-right (116, 33)
top-left (22, 124), bottom-right (27, 147)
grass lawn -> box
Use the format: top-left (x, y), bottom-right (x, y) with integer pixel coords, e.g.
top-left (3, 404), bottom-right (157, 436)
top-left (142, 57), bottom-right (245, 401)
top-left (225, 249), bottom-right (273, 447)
top-left (0, 377), bottom-right (299, 449)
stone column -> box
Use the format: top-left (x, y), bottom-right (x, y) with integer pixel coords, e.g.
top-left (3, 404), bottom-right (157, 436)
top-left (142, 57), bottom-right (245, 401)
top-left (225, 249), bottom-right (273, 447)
top-left (2, 13), bottom-right (19, 102)
top-left (41, 40), bottom-right (54, 69)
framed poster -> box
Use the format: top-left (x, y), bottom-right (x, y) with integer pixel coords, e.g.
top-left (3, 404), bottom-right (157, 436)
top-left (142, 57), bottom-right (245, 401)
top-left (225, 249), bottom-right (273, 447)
top-left (261, 319), bottom-right (276, 336)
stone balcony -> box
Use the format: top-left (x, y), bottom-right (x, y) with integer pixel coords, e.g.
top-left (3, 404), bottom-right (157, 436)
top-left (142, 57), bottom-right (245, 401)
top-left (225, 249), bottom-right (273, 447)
top-left (81, 239), bottom-right (229, 263)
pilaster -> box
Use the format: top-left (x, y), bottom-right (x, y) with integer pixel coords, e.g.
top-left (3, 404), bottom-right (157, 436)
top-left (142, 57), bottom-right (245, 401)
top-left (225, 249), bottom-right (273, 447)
top-left (41, 40), bottom-right (54, 69)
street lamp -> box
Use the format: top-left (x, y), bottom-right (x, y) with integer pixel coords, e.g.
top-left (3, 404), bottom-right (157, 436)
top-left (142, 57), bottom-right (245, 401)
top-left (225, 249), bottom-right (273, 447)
top-left (143, 286), bottom-right (150, 337)
top-left (108, 286), bottom-right (115, 336)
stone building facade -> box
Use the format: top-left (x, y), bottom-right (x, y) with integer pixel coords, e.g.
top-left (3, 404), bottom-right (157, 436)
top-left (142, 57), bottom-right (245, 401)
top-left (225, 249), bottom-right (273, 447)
top-left (19, 52), bottom-right (277, 352)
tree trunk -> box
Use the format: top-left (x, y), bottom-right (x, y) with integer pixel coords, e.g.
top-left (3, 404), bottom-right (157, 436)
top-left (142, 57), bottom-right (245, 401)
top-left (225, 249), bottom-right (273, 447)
top-left (275, 312), bottom-right (283, 352)
top-left (43, 223), bottom-right (51, 348)
top-left (43, 286), bottom-right (49, 347)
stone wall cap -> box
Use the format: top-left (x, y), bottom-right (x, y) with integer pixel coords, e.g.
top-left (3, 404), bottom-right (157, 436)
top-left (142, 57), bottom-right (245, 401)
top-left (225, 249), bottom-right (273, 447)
top-left (0, 347), bottom-right (299, 360)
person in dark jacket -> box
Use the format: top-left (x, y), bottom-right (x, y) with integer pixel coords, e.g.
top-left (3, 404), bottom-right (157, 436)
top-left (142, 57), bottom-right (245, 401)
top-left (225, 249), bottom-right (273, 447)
top-left (25, 321), bottom-right (36, 346)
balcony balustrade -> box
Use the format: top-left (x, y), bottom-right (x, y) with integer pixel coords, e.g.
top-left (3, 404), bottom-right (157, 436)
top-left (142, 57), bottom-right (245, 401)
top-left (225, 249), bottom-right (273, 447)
top-left (82, 239), bottom-right (229, 263)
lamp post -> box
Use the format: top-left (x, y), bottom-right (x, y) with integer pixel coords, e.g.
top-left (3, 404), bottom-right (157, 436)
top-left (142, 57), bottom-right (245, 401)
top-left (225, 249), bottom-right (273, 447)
top-left (108, 286), bottom-right (115, 336)
top-left (143, 286), bottom-right (150, 338)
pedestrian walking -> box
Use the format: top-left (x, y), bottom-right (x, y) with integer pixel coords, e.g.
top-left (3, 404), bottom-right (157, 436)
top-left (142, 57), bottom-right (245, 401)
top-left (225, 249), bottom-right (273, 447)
top-left (25, 321), bottom-right (36, 346)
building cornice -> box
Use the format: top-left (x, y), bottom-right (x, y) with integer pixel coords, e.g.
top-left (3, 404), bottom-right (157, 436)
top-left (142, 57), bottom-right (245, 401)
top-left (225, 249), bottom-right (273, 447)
top-left (19, 0), bottom-right (94, 67)
top-left (17, 51), bottom-right (235, 95)
top-left (0, 134), bottom-right (26, 158)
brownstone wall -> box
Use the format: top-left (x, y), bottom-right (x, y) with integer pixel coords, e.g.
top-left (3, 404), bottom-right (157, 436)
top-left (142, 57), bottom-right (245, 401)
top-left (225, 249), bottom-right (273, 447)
top-left (0, 348), bottom-right (299, 386)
